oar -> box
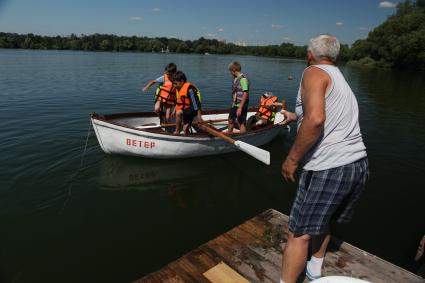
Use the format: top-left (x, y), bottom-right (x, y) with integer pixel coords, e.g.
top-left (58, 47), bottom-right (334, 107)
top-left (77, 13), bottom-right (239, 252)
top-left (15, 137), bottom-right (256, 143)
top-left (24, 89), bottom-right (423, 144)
top-left (199, 124), bottom-right (270, 165)
top-left (202, 118), bottom-right (228, 124)
top-left (136, 123), bottom-right (176, 129)
top-left (136, 118), bottom-right (228, 130)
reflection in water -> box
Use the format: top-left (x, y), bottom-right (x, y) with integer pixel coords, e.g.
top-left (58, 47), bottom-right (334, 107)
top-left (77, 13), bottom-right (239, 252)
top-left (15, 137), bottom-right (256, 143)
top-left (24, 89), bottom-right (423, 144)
top-left (99, 156), bottom-right (212, 191)
top-left (98, 155), bottom-right (240, 210)
top-left (87, 153), bottom-right (290, 282)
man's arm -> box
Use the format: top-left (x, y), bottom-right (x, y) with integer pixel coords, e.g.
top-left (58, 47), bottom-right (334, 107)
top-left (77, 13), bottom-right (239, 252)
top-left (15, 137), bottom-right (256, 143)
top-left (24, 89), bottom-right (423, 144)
top-left (282, 67), bottom-right (330, 182)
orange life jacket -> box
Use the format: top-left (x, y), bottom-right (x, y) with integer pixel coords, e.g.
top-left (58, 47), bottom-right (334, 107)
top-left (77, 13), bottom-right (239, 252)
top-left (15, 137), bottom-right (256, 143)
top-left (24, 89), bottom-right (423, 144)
top-left (176, 82), bottom-right (201, 111)
top-left (156, 73), bottom-right (176, 105)
top-left (258, 95), bottom-right (278, 121)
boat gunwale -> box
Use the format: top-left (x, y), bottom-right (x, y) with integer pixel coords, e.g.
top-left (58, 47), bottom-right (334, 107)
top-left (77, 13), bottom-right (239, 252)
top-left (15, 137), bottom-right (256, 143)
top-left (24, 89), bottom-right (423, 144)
top-left (91, 107), bottom-right (286, 139)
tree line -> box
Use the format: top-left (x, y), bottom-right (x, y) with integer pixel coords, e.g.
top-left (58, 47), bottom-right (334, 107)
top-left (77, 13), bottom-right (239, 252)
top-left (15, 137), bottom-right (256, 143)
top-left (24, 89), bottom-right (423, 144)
top-left (1, 0), bottom-right (424, 69)
top-left (0, 32), bottom-right (308, 59)
top-left (348, 0), bottom-right (425, 69)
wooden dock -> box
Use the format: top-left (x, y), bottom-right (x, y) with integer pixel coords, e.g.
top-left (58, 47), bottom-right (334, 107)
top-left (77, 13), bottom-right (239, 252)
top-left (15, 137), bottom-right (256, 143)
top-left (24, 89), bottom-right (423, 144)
top-left (134, 209), bottom-right (424, 283)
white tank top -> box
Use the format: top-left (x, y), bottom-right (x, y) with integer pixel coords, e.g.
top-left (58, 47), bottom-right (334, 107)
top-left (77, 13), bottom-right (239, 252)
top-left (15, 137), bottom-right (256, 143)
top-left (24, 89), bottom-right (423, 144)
top-left (295, 64), bottom-right (367, 171)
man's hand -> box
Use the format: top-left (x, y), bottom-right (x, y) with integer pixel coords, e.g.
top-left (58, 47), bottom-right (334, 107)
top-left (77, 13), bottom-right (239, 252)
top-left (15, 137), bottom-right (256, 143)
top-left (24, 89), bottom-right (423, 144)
top-left (279, 110), bottom-right (297, 125)
top-left (142, 86), bottom-right (148, 93)
top-left (281, 157), bottom-right (298, 182)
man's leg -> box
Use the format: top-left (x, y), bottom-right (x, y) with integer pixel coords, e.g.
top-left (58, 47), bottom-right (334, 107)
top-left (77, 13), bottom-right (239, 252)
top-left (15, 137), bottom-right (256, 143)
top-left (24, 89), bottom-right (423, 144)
top-left (306, 231), bottom-right (331, 279)
top-left (281, 233), bottom-right (310, 283)
top-left (311, 232), bottom-right (331, 258)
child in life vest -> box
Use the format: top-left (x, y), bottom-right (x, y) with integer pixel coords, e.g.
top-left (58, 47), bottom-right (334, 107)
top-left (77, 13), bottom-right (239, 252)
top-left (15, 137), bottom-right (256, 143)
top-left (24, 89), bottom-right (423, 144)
top-left (142, 62), bottom-right (177, 122)
top-left (172, 71), bottom-right (203, 135)
top-left (228, 61), bottom-right (249, 134)
top-left (247, 92), bottom-right (286, 129)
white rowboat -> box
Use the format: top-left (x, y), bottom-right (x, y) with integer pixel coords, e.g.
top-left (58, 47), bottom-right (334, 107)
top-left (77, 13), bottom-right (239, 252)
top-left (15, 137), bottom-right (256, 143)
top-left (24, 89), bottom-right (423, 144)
top-left (91, 108), bottom-right (288, 162)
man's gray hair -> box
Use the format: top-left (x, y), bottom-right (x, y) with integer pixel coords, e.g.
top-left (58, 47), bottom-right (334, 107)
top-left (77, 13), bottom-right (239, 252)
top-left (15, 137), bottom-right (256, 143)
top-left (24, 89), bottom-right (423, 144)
top-left (308, 35), bottom-right (340, 61)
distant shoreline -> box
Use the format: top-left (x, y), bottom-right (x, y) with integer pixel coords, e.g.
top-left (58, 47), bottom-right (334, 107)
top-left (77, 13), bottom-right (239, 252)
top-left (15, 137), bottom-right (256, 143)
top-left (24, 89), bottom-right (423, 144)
top-left (0, 46), bottom-right (306, 61)
top-left (0, 32), bottom-right (308, 61)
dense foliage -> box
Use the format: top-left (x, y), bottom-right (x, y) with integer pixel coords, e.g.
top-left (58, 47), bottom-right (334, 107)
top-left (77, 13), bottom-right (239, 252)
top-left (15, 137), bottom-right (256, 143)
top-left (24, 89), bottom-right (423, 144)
top-left (348, 0), bottom-right (425, 69)
top-left (0, 32), bottom-right (307, 59)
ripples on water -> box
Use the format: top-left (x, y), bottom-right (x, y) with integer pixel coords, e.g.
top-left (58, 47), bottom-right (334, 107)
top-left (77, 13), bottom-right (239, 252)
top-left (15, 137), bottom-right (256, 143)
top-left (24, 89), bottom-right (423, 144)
top-left (0, 49), bottom-right (424, 282)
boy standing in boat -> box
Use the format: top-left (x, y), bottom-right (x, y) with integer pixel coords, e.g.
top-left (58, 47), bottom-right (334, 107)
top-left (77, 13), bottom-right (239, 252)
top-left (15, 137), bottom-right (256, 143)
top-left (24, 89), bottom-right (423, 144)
top-left (172, 71), bottom-right (203, 135)
top-left (228, 61), bottom-right (249, 134)
top-left (142, 62), bottom-right (177, 122)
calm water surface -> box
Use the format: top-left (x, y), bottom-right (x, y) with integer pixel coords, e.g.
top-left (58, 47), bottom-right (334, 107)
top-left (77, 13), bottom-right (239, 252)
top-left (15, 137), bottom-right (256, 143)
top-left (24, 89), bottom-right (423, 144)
top-left (0, 49), bottom-right (424, 283)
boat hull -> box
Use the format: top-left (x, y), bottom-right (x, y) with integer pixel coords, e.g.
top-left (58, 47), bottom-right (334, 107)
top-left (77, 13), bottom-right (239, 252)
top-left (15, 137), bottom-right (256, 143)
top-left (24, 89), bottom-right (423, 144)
top-left (91, 110), bottom-right (288, 159)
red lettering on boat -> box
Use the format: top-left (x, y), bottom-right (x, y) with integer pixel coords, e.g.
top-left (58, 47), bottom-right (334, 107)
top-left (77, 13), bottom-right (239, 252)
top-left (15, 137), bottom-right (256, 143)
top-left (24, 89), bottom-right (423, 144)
top-left (125, 138), bottom-right (156, 149)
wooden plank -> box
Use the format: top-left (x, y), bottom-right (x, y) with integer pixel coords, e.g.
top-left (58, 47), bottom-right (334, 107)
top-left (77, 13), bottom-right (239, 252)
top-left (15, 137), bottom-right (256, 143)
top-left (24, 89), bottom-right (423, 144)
top-left (134, 209), bottom-right (425, 283)
top-left (203, 262), bottom-right (250, 283)
top-left (200, 234), bottom-right (275, 283)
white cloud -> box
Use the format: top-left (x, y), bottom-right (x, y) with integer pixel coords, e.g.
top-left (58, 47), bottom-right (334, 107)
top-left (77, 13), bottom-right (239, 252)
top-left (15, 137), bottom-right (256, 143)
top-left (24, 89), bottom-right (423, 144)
top-left (153, 8), bottom-right (160, 12)
top-left (379, 1), bottom-right (397, 8)
top-left (336, 22), bottom-right (344, 26)
top-left (283, 37), bottom-right (291, 41)
top-left (359, 27), bottom-right (368, 31)
top-left (129, 16), bottom-right (143, 21)
top-left (207, 33), bottom-right (217, 37)
top-left (218, 28), bottom-right (224, 32)
top-left (271, 24), bottom-right (284, 29)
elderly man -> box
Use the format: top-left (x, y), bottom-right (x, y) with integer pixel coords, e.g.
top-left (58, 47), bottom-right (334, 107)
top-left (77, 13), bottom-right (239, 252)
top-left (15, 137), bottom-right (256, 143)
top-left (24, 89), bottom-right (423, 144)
top-left (280, 35), bottom-right (368, 283)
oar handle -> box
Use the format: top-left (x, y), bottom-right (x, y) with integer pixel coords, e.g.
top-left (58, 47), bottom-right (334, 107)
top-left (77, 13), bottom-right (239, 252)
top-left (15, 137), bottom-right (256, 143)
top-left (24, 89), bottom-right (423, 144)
top-left (158, 118), bottom-right (227, 128)
top-left (201, 118), bottom-right (228, 124)
top-left (160, 123), bottom-right (176, 127)
top-left (200, 124), bottom-right (235, 144)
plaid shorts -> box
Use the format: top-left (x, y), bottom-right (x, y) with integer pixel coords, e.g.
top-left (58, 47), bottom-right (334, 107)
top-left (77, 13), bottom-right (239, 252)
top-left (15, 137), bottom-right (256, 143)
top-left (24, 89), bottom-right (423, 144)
top-left (288, 157), bottom-right (369, 236)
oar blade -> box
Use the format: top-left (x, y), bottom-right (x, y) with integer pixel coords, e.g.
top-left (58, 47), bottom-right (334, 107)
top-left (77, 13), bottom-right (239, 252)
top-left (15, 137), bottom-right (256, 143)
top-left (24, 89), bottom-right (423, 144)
top-left (234, 140), bottom-right (270, 165)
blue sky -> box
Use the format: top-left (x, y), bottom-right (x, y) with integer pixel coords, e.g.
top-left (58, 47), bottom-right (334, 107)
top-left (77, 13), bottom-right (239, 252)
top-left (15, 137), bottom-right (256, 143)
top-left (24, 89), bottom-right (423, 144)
top-left (0, 0), bottom-right (398, 45)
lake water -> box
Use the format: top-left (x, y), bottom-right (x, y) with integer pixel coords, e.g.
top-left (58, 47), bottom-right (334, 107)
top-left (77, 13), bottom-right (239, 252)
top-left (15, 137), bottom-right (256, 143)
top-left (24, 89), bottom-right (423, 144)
top-left (1, 49), bottom-right (424, 282)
